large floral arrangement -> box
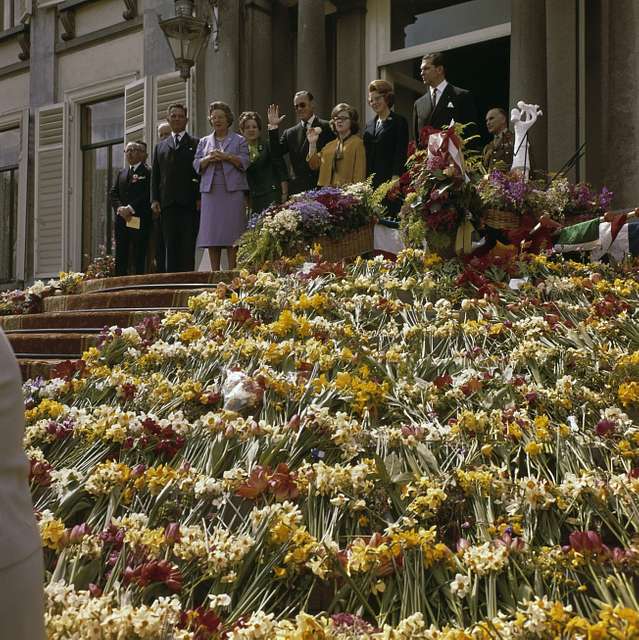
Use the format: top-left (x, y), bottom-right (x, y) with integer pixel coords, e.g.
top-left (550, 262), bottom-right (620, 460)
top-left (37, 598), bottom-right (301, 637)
top-left (23, 248), bottom-right (639, 638)
top-left (398, 126), bottom-right (482, 254)
top-left (238, 182), bottom-right (384, 267)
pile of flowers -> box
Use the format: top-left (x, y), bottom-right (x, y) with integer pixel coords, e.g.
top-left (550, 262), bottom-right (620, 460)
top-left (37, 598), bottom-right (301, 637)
top-left (238, 181), bottom-right (384, 267)
top-left (20, 247), bottom-right (639, 637)
top-left (1, 252), bottom-right (115, 317)
top-left (0, 272), bottom-right (84, 316)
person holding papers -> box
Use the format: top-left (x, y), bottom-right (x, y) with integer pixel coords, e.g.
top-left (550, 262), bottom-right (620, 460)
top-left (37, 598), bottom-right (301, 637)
top-left (110, 141), bottom-right (152, 276)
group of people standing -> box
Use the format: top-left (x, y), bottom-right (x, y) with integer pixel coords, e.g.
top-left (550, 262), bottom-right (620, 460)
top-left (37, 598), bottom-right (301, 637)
top-left (110, 81), bottom-right (410, 276)
top-left (111, 51), bottom-right (512, 276)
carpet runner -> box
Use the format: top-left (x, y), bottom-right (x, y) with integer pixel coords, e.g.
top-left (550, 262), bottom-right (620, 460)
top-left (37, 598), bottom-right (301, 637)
top-left (1, 271), bottom-right (237, 380)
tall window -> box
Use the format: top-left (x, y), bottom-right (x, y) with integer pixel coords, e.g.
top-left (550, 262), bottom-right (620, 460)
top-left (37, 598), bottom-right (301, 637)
top-left (0, 127), bottom-right (19, 283)
top-left (81, 95), bottom-right (124, 269)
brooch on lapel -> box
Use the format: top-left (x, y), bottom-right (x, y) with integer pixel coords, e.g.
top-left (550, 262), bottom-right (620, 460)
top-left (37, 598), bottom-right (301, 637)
top-left (447, 102), bottom-right (454, 108)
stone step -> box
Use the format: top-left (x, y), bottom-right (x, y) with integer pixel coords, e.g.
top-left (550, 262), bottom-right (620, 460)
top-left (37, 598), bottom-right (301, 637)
top-left (19, 358), bottom-right (69, 381)
top-left (43, 288), bottom-right (207, 313)
top-left (78, 270), bottom-right (238, 294)
top-left (8, 332), bottom-right (99, 357)
top-left (0, 310), bottom-right (153, 332)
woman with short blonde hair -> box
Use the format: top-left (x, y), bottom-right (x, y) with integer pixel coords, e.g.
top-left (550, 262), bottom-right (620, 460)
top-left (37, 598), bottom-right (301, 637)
top-left (193, 100), bottom-right (249, 270)
top-left (363, 79), bottom-right (409, 188)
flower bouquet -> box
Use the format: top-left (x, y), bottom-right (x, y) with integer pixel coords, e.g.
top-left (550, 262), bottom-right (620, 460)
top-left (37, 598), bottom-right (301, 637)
top-left (562, 181), bottom-right (614, 225)
top-left (238, 181), bottom-right (384, 267)
top-left (398, 125), bottom-right (482, 257)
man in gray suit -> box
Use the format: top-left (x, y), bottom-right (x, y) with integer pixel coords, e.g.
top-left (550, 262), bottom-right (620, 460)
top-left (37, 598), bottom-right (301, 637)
top-left (0, 328), bottom-right (45, 638)
top-left (412, 51), bottom-right (478, 146)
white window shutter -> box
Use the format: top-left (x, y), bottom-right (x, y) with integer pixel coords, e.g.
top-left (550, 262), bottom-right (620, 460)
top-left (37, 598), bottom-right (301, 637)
top-left (124, 77), bottom-right (152, 148)
top-left (153, 72), bottom-right (193, 141)
top-left (15, 0), bottom-right (32, 24)
top-left (34, 103), bottom-right (65, 279)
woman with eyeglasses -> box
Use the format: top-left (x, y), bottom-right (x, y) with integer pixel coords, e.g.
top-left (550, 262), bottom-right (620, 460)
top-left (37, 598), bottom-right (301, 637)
top-left (306, 103), bottom-right (366, 187)
top-left (362, 79), bottom-right (409, 189)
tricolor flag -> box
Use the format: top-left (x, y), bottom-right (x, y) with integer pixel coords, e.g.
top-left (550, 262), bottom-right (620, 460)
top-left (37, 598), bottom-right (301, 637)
top-left (607, 220), bottom-right (639, 261)
top-left (553, 218), bottom-right (601, 253)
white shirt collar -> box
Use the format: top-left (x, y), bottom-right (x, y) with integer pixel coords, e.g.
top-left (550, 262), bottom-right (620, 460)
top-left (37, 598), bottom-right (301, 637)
top-left (303, 115), bottom-right (317, 128)
top-left (173, 131), bottom-right (187, 141)
top-left (130, 162), bottom-right (141, 172)
top-left (432, 79), bottom-right (448, 97)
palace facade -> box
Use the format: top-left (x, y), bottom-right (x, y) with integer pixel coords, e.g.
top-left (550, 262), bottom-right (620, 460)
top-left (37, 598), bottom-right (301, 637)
top-left (0, 0), bottom-right (635, 285)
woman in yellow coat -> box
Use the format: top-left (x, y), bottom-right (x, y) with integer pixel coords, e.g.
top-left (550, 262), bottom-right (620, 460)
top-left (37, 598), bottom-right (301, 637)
top-left (306, 103), bottom-right (366, 186)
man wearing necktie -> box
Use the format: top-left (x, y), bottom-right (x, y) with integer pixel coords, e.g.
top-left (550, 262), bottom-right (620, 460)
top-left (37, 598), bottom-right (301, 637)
top-left (412, 51), bottom-right (478, 147)
top-left (151, 104), bottom-right (200, 272)
top-left (110, 142), bottom-right (152, 276)
top-left (267, 90), bottom-right (334, 195)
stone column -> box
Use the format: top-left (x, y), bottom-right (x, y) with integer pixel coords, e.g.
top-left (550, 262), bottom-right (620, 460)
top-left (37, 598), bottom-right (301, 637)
top-left (29, 5), bottom-right (55, 107)
top-left (509, 0), bottom-right (548, 171)
top-left (334, 0), bottom-right (367, 120)
top-left (584, 0), bottom-right (609, 194)
top-left (27, 5), bottom-right (57, 280)
top-left (202, 0), bottom-right (241, 129)
top-left (604, 0), bottom-right (639, 208)
top-left (271, 1), bottom-right (295, 115)
top-left (545, 1), bottom-right (577, 180)
top-left (142, 0), bottom-right (175, 77)
top-left (242, 0), bottom-right (274, 116)
top-left (297, 0), bottom-right (328, 117)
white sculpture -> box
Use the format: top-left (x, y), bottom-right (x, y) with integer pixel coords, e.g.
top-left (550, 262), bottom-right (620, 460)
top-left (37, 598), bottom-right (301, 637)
top-left (510, 101), bottom-right (543, 180)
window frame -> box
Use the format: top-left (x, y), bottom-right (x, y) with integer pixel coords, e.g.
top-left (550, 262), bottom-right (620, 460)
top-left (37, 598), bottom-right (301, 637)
top-left (64, 72), bottom-right (137, 272)
top-left (79, 93), bottom-right (125, 270)
top-left (0, 110), bottom-right (27, 284)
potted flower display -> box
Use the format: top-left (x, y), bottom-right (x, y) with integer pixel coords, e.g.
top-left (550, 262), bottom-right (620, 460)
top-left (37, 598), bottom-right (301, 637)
top-left (238, 181), bottom-right (384, 267)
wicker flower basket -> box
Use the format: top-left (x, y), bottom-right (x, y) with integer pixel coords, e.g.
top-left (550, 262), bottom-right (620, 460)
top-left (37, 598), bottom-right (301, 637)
top-left (315, 223), bottom-right (375, 262)
top-left (483, 209), bottom-right (521, 230)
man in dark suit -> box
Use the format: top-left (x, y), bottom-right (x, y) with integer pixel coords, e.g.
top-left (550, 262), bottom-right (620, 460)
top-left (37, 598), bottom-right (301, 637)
top-left (151, 103), bottom-right (200, 272)
top-left (267, 91), bottom-right (334, 195)
top-left (412, 52), bottom-right (478, 146)
top-left (110, 142), bottom-right (152, 276)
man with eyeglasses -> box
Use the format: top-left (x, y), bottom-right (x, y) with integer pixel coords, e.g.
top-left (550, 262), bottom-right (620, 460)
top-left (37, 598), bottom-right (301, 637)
top-left (110, 142), bottom-right (152, 276)
top-left (267, 90), bottom-right (334, 195)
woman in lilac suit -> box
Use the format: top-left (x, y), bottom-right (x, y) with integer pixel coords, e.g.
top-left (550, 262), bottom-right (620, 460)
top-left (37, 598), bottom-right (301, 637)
top-left (194, 101), bottom-right (249, 270)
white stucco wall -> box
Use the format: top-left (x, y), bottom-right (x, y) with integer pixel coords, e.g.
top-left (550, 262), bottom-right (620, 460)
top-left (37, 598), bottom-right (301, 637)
top-left (74, 0), bottom-right (126, 39)
top-left (0, 37), bottom-right (22, 70)
top-left (57, 30), bottom-right (143, 98)
top-left (0, 71), bottom-right (28, 115)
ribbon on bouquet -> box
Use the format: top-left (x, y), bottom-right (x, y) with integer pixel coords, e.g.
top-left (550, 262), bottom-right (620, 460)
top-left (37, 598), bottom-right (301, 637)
top-left (455, 211), bottom-right (474, 255)
top-left (427, 122), bottom-right (468, 180)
